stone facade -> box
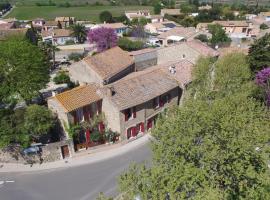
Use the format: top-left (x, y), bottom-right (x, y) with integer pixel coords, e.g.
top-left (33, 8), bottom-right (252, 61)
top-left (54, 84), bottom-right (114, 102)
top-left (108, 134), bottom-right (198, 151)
top-left (41, 140), bottom-right (74, 162)
top-left (103, 87), bottom-right (181, 140)
top-left (133, 51), bottom-right (158, 71)
top-left (69, 61), bottom-right (135, 86)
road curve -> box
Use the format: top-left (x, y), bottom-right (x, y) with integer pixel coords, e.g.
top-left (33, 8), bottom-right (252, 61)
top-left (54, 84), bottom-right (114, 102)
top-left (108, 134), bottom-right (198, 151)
top-left (0, 141), bottom-right (152, 200)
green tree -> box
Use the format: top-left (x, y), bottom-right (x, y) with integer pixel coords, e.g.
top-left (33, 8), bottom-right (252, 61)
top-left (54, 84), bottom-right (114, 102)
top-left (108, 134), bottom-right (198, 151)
top-left (71, 23), bottom-right (87, 44)
top-left (248, 33), bottom-right (270, 72)
top-left (99, 10), bottom-right (113, 23)
top-left (154, 3), bottom-right (162, 14)
top-left (118, 37), bottom-right (144, 51)
top-left (0, 37), bottom-right (49, 103)
top-left (53, 71), bottom-right (70, 84)
top-left (180, 16), bottom-right (197, 27)
top-left (195, 34), bottom-right (208, 43)
top-left (24, 105), bottom-right (54, 139)
top-left (208, 24), bottom-right (231, 46)
top-left (260, 23), bottom-right (269, 30)
top-left (118, 53), bottom-right (270, 199)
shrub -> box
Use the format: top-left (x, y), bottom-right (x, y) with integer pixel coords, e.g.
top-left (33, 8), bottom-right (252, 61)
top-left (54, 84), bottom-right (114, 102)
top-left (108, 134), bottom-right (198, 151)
top-left (65, 39), bottom-right (75, 45)
top-left (90, 131), bottom-right (102, 142)
top-left (53, 71), bottom-right (70, 84)
top-left (195, 34), bottom-right (209, 43)
top-left (260, 23), bottom-right (269, 30)
top-left (118, 37), bottom-right (144, 51)
top-left (68, 53), bottom-right (84, 62)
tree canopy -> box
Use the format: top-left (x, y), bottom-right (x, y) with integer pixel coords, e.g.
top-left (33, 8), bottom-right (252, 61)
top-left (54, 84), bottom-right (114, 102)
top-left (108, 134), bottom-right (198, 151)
top-left (118, 53), bottom-right (270, 199)
top-left (99, 10), bottom-right (113, 23)
top-left (88, 27), bottom-right (118, 52)
top-left (248, 33), bottom-right (270, 72)
top-left (0, 37), bottom-right (49, 103)
top-left (208, 24), bottom-right (231, 47)
top-left (71, 24), bottom-right (87, 44)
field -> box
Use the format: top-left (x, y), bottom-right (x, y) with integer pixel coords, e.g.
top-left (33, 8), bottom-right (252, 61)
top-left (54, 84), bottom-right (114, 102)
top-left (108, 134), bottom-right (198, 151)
top-left (5, 5), bottom-right (153, 22)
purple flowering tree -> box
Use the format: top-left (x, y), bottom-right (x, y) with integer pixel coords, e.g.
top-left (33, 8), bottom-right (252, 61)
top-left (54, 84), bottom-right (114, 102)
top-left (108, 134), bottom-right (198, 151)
top-left (255, 67), bottom-right (270, 107)
top-left (88, 27), bottom-right (118, 52)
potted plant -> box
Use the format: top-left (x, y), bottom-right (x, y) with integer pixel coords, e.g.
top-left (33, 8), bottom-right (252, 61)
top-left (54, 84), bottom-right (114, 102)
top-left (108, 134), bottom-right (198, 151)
top-left (90, 131), bottom-right (101, 144)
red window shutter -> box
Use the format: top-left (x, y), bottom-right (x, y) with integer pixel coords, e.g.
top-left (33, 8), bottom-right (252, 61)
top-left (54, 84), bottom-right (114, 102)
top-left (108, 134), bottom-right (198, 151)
top-left (132, 127), bottom-right (137, 137)
top-left (141, 123), bottom-right (145, 132)
top-left (86, 129), bottom-right (91, 143)
top-left (124, 111), bottom-right (128, 121)
top-left (159, 98), bottom-right (164, 107)
top-left (133, 107), bottom-right (136, 118)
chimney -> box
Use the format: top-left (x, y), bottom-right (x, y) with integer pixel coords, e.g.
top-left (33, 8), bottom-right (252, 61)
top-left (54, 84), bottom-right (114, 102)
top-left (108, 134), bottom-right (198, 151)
top-left (107, 86), bottom-right (116, 96)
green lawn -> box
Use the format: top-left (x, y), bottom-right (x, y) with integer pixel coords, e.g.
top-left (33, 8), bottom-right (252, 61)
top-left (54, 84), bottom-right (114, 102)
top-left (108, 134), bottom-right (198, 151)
top-left (6, 5), bottom-right (153, 22)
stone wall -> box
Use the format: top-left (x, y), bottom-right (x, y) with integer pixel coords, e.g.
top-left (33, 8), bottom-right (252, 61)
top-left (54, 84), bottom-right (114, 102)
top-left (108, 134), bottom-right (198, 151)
top-left (41, 140), bottom-right (74, 162)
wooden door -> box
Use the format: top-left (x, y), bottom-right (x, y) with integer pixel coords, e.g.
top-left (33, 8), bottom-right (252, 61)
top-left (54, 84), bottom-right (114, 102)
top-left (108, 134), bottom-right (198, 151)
top-left (61, 145), bottom-right (70, 159)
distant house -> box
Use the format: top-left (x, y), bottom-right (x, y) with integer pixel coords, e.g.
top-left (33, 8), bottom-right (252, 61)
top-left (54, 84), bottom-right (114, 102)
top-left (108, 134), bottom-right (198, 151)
top-left (213, 20), bottom-right (257, 38)
top-left (198, 4), bottom-right (212, 11)
top-left (55, 16), bottom-right (75, 27)
top-left (48, 84), bottom-right (104, 151)
top-left (197, 21), bottom-right (258, 39)
top-left (41, 29), bottom-right (76, 45)
top-left (69, 46), bottom-right (135, 85)
top-left (125, 10), bottom-right (151, 21)
top-left (161, 9), bottom-right (182, 17)
top-left (259, 12), bottom-right (270, 22)
top-left (144, 21), bottom-right (177, 34)
top-left (92, 23), bottom-right (128, 37)
top-left (150, 15), bottom-right (164, 23)
top-left (101, 66), bottom-right (183, 140)
top-left (43, 21), bottom-right (59, 31)
top-left (157, 27), bottom-right (200, 46)
top-left (32, 18), bottom-right (45, 27)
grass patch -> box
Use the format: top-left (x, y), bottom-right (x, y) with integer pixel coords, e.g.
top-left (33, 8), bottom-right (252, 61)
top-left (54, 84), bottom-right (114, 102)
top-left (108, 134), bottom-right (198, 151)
top-left (5, 5), bottom-right (153, 22)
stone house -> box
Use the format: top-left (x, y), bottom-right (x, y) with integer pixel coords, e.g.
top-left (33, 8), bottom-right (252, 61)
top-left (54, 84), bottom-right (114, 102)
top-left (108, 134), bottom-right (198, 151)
top-left (161, 9), bottom-right (182, 17)
top-left (93, 23), bottom-right (128, 37)
top-left (55, 16), bottom-right (75, 27)
top-left (129, 48), bottom-right (157, 71)
top-left (128, 40), bottom-right (219, 68)
top-left (43, 21), bottom-right (59, 31)
top-left (101, 67), bottom-right (183, 140)
top-left (125, 10), bottom-right (151, 21)
top-left (144, 21), bottom-right (177, 34)
top-left (69, 46), bottom-right (135, 85)
top-left (47, 84), bottom-right (104, 151)
top-left (41, 29), bottom-right (76, 45)
top-left (157, 40), bottom-right (219, 65)
top-left (157, 27), bottom-right (201, 46)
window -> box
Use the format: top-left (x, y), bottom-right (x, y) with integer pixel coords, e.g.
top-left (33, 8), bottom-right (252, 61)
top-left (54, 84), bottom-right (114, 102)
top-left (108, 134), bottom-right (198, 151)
top-left (153, 97), bottom-right (159, 108)
top-left (124, 107), bottom-right (136, 121)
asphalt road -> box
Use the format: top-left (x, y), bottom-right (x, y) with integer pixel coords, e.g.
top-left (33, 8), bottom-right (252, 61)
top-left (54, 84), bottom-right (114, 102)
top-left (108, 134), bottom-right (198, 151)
top-left (0, 141), bottom-right (152, 200)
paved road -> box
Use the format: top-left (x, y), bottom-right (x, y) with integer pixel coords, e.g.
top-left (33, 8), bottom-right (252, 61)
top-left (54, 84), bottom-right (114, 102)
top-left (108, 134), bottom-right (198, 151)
top-left (0, 141), bottom-right (152, 200)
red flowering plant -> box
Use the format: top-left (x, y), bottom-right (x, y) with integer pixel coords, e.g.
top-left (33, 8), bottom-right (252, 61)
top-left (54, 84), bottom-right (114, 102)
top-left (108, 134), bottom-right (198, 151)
top-left (255, 67), bottom-right (270, 107)
top-left (87, 27), bottom-right (118, 52)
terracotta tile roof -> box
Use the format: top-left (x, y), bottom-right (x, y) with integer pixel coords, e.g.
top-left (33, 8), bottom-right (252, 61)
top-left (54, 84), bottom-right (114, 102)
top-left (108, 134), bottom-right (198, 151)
top-left (106, 67), bottom-right (179, 110)
top-left (44, 20), bottom-right (58, 26)
top-left (186, 40), bottom-right (219, 57)
top-left (128, 48), bottom-right (156, 56)
top-left (158, 27), bottom-right (197, 39)
top-left (83, 46), bottom-right (134, 80)
top-left (100, 23), bottom-right (127, 29)
top-left (41, 29), bottom-right (72, 38)
top-left (213, 21), bottom-right (249, 27)
top-left (158, 60), bottom-right (194, 87)
top-left (54, 84), bottom-right (101, 112)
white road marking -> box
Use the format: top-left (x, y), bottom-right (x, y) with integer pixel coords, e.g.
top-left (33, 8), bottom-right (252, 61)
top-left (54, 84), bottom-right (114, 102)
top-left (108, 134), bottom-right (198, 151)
top-left (0, 181), bottom-right (4, 185)
top-left (5, 180), bottom-right (15, 183)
